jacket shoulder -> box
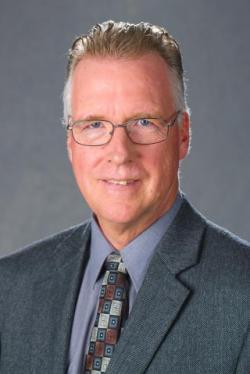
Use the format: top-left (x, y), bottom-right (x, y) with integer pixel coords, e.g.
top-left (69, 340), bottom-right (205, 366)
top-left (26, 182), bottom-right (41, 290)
top-left (197, 215), bottom-right (250, 301)
top-left (183, 198), bottom-right (250, 256)
top-left (178, 198), bottom-right (250, 285)
top-left (0, 222), bottom-right (91, 314)
top-left (0, 221), bottom-right (90, 265)
top-left (204, 217), bottom-right (250, 259)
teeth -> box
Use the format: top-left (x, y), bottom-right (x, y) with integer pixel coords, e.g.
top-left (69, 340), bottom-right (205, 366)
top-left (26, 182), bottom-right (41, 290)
top-left (107, 179), bottom-right (135, 185)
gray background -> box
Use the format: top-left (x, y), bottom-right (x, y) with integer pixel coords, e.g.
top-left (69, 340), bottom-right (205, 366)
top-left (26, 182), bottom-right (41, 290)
top-left (1, 0), bottom-right (250, 256)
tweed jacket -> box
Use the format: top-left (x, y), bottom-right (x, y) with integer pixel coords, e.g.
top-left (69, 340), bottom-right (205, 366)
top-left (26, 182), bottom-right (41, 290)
top-left (0, 198), bottom-right (249, 373)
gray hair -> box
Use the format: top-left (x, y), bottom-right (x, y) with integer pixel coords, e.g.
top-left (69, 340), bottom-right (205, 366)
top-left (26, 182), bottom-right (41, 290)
top-left (63, 20), bottom-right (190, 125)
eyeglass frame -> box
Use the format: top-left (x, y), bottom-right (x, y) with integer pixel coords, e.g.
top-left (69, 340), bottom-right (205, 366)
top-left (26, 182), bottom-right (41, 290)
top-left (66, 110), bottom-right (181, 146)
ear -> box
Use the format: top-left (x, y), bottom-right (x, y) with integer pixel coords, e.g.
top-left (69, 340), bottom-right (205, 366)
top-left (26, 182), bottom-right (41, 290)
top-left (178, 111), bottom-right (190, 161)
top-left (67, 132), bottom-right (73, 163)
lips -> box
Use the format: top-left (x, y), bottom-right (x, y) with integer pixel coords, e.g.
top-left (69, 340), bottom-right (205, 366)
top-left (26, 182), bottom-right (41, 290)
top-left (105, 179), bottom-right (137, 186)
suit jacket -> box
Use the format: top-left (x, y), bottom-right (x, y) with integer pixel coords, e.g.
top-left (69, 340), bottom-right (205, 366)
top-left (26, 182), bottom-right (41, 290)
top-left (0, 198), bottom-right (249, 373)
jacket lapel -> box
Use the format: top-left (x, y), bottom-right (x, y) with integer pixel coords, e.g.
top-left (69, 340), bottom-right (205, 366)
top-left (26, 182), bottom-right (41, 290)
top-left (106, 199), bottom-right (207, 374)
top-left (29, 223), bottom-right (91, 373)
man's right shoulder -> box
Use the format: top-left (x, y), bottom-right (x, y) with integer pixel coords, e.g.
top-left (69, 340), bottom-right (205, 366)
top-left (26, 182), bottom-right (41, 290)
top-left (0, 220), bottom-right (91, 283)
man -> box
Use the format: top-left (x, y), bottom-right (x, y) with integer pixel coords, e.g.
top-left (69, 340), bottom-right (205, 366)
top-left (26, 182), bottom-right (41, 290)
top-left (0, 20), bottom-right (249, 374)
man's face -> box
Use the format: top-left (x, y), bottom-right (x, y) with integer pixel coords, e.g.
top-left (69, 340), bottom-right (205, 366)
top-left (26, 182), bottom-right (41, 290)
top-left (67, 53), bottom-right (189, 243)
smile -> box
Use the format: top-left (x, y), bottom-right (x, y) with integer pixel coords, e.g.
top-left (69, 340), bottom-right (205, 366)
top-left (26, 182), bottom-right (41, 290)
top-left (105, 179), bottom-right (137, 186)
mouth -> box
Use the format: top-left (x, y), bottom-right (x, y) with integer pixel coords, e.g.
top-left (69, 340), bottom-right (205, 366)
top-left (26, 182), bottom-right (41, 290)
top-left (104, 179), bottom-right (138, 186)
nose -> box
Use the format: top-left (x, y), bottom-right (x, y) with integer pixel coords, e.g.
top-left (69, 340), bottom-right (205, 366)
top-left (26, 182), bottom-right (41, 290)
top-left (106, 125), bottom-right (136, 164)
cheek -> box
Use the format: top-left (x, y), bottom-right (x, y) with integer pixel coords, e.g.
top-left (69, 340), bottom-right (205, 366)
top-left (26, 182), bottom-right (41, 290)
top-left (70, 147), bottom-right (93, 185)
top-left (146, 144), bottom-right (179, 186)
top-left (143, 152), bottom-right (167, 189)
top-left (71, 144), bottom-right (97, 171)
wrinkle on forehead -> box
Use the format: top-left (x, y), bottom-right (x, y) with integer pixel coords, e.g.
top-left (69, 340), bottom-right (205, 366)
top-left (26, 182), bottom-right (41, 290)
top-left (71, 53), bottom-right (176, 122)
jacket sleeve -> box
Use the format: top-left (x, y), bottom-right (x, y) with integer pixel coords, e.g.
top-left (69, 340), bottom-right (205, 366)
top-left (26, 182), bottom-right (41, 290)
top-left (0, 256), bottom-right (19, 371)
top-left (235, 326), bottom-right (250, 373)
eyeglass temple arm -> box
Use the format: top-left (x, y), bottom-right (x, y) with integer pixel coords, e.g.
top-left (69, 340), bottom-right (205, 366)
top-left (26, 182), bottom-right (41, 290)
top-left (167, 110), bottom-right (181, 127)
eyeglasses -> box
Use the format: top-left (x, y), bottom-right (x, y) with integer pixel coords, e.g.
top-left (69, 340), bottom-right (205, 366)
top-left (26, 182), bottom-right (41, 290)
top-left (67, 110), bottom-right (181, 146)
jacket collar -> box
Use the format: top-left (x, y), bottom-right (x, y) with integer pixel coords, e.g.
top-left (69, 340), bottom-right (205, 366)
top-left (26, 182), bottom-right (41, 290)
top-left (105, 198), bottom-right (207, 374)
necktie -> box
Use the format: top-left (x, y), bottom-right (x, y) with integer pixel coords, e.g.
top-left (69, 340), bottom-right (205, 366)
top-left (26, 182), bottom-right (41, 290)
top-left (85, 252), bottom-right (129, 373)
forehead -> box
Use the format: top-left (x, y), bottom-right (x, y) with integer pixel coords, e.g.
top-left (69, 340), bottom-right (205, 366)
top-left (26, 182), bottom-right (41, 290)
top-left (71, 53), bottom-right (176, 118)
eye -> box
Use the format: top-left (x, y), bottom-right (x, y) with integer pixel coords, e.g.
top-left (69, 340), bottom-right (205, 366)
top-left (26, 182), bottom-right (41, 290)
top-left (75, 120), bottom-right (106, 134)
top-left (88, 121), bottom-right (103, 129)
top-left (137, 118), bottom-right (152, 127)
top-left (78, 121), bottom-right (106, 132)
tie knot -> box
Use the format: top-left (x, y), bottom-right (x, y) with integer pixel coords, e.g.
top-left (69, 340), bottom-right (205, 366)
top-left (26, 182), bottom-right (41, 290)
top-left (104, 252), bottom-right (127, 274)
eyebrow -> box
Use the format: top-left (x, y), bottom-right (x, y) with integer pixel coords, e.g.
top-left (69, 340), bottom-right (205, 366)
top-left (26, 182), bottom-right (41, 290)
top-left (124, 112), bottom-right (163, 121)
top-left (80, 115), bottom-right (107, 121)
top-left (79, 112), bottom-right (164, 122)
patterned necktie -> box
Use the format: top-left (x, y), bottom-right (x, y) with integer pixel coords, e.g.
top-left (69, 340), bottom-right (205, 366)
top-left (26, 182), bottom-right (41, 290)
top-left (85, 252), bottom-right (129, 374)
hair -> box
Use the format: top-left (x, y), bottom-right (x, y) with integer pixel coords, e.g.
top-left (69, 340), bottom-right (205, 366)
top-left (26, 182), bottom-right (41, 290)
top-left (63, 20), bottom-right (190, 125)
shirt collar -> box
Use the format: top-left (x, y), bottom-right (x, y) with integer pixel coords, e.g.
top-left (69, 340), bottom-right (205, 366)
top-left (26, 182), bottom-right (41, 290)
top-left (89, 193), bottom-right (183, 291)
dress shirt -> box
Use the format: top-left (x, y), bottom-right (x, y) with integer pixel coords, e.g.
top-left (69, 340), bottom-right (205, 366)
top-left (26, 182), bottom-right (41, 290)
top-left (68, 193), bottom-right (183, 374)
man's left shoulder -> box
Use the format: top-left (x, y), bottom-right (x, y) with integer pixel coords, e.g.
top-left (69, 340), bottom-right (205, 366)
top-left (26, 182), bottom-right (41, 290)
top-left (204, 217), bottom-right (250, 260)
top-left (200, 215), bottom-right (250, 291)
top-left (180, 198), bottom-right (250, 284)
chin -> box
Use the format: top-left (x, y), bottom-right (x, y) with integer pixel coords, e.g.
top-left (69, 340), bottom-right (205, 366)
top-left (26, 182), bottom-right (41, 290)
top-left (96, 208), bottom-right (139, 227)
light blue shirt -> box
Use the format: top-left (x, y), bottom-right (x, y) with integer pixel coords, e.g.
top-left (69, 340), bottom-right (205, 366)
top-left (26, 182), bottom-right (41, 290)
top-left (68, 194), bottom-right (183, 374)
